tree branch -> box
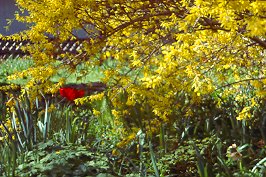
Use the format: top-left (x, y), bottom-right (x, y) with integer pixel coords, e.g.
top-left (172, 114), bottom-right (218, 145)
top-left (215, 77), bottom-right (266, 91)
top-left (250, 37), bottom-right (266, 49)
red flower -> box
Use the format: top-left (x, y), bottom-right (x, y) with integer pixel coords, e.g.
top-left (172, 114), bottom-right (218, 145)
top-left (77, 89), bottom-right (85, 98)
top-left (59, 87), bottom-right (85, 101)
top-left (59, 88), bottom-right (67, 97)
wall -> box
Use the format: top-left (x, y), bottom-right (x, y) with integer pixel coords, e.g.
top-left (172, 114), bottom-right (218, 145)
top-left (0, 0), bottom-right (28, 36)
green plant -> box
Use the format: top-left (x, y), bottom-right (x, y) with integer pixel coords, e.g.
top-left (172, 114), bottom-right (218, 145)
top-left (0, 141), bottom-right (19, 177)
top-left (16, 140), bottom-right (112, 177)
top-left (0, 57), bottom-right (33, 84)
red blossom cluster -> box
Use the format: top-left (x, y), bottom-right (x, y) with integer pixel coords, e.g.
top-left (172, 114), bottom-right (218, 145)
top-left (59, 87), bottom-right (85, 101)
top-left (59, 82), bottom-right (106, 101)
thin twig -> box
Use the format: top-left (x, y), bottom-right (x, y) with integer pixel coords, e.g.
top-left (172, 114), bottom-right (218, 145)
top-left (214, 76), bottom-right (266, 91)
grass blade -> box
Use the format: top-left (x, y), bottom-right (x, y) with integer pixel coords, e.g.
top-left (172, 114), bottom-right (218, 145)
top-left (149, 140), bottom-right (160, 177)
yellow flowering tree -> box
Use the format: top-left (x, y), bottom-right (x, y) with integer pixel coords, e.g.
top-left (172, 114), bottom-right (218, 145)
top-left (7, 0), bottom-right (266, 131)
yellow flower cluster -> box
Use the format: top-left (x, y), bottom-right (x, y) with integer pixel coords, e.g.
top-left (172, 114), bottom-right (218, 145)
top-left (8, 0), bottom-right (266, 131)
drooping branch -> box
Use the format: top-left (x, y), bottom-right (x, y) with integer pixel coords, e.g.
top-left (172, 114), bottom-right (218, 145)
top-left (250, 37), bottom-right (266, 49)
top-left (215, 77), bottom-right (266, 91)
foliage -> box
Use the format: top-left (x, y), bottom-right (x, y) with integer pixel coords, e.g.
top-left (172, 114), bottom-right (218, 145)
top-left (0, 61), bottom-right (265, 177)
top-left (157, 137), bottom-right (215, 176)
top-left (16, 140), bottom-right (112, 177)
top-left (0, 57), bottom-right (118, 175)
top-left (0, 86), bottom-right (118, 176)
top-left (1, 0), bottom-right (266, 176)
top-left (0, 57), bottom-right (33, 84)
top-left (7, 0), bottom-right (265, 128)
